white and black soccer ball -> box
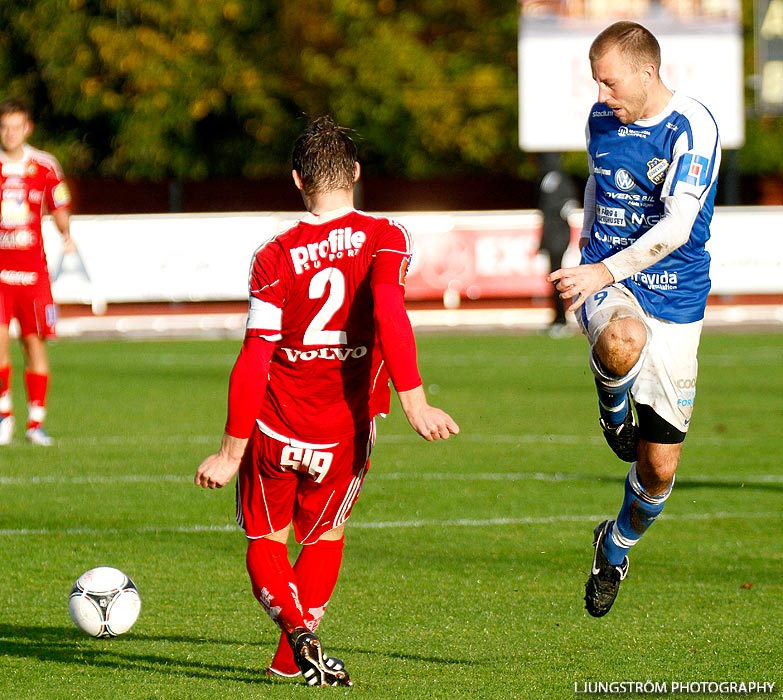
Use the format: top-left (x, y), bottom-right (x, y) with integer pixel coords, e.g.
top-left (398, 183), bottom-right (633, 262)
top-left (68, 566), bottom-right (141, 638)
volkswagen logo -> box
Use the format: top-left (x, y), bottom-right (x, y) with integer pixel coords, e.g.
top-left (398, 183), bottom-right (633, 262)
top-left (614, 168), bottom-right (635, 191)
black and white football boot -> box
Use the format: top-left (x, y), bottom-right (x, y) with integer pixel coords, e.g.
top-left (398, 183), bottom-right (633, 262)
top-left (585, 520), bottom-right (629, 618)
top-left (289, 628), bottom-right (352, 687)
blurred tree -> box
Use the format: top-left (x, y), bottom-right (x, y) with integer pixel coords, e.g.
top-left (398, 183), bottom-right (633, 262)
top-left (0, 0), bottom-right (778, 188)
top-left (279, 0), bottom-right (524, 177)
top-left (0, 0), bottom-right (525, 180)
top-left (740, 0), bottom-right (783, 182)
top-left (0, 0), bottom-right (295, 179)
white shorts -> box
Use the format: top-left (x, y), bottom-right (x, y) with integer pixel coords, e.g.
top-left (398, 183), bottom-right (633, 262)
top-left (577, 284), bottom-right (702, 433)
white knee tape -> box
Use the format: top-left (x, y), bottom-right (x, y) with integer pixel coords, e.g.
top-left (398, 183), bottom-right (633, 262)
top-left (628, 463), bottom-right (674, 505)
top-left (589, 332), bottom-right (649, 388)
top-left (589, 345), bottom-right (644, 387)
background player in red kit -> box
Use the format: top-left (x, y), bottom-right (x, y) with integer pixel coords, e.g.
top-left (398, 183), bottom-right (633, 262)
top-left (194, 116), bottom-right (459, 686)
top-left (0, 99), bottom-right (72, 446)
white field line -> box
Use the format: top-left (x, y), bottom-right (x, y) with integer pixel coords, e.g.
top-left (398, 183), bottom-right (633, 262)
top-left (0, 511), bottom-right (779, 538)
top-left (1, 471), bottom-right (781, 486)
top-left (5, 431), bottom-right (758, 448)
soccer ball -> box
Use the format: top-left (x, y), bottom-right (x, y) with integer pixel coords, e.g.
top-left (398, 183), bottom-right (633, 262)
top-left (68, 566), bottom-right (141, 638)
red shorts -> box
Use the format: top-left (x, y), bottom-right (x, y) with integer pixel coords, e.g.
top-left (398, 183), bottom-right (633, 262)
top-left (0, 276), bottom-right (57, 338)
top-left (236, 421), bottom-right (375, 545)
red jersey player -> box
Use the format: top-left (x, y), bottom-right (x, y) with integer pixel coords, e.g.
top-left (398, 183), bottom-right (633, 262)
top-left (194, 116), bottom-right (459, 686)
top-left (0, 99), bottom-right (72, 446)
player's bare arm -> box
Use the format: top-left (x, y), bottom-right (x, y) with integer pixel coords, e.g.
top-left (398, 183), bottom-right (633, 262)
top-left (194, 433), bottom-right (248, 489)
top-left (548, 262), bottom-right (614, 312)
top-left (397, 384), bottom-right (459, 441)
top-left (53, 208), bottom-right (75, 254)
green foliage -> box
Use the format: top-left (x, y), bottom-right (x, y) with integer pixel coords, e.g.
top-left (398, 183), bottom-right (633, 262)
top-left (740, 116), bottom-right (783, 176)
top-left (740, 0), bottom-right (783, 176)
top-left (0, 0), bottom-right (523, 180)
top-left (279, 0), bottom-right (520, 177)
top-left (0, 0), bottom-right (295, 179)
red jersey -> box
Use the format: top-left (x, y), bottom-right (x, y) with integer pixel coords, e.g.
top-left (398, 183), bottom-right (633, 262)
top-left (244, 207), bottom-right (418, 443)
top-left (0, 145), bottom-right (71, 281)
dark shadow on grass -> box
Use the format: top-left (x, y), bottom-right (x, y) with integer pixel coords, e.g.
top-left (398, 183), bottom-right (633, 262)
top-left (584, 474), bottom-right (783, 493)
top-left (366, 649), bottom-right (483, 667)
top-left (674, 478), bottom-right (783, 493)
top-left (0, 623), bottom-right (274, 684)
top-left (0, 623), bottom-right (480, 687)
top-left (331, 642), bottom-right (480, 668)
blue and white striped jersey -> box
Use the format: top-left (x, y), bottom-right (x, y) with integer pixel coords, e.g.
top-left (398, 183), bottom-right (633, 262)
top-left (581, 92), bottom-right (721, 323)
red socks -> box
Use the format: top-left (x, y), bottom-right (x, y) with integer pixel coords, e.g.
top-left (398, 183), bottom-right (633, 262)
top-left (294, 537), bottom-right (345, 627)
top-left (246, 538), bottom-right (306, 635)
top-left (24, 371), bottom-right (49, 429)
top-left (0, 369), bottom-right (49, 427)
top-left (0, 366), bottom-right (10, 417)
top-left (266, 537), bottom-right (345, 675)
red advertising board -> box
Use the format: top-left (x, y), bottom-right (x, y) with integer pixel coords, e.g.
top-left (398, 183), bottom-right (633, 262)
top-left (400, 211), bottom-right (578, 302)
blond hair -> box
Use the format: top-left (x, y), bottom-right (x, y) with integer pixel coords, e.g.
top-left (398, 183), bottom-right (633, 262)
top-left (589, 21), bottom-right (661, 72)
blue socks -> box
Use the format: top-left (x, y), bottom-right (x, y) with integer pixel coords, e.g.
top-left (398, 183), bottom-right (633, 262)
top-left (589, 349), bottom-right (643, 428)
top-left (595, 377), bottom-right (633, 427)
top-left (603, 464), bottom-right (673, 567)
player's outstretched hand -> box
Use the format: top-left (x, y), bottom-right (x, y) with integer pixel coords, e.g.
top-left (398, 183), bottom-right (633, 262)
top-left (194, 434), bottom-right (248, 489)
top-left (411, 405), bottom-right (460, 441)
top-left (548, 262), bottom-right (614, 312)
top-left (61, 233), bottom-right (77, 255)
top-left (398, 385), bottom-right (460, 441)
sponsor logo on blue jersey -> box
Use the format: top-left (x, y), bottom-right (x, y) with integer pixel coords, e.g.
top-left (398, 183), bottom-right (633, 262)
top-left (614, 169), bottom-right (635, 191)
top-left (617, 126), bottom-right (650, 139)
top-left (631, 269), bottom-right (678, 290)
top-left (678, 153), bottom-right (710, 186)
top-left (596, 205), bottom-right (625, 227)
top-left (646, 158), bottom-right (669, 185)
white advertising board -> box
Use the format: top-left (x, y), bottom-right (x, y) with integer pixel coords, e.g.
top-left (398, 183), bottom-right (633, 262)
top-left (42, 207), bottom-right (783, 311)
top-left (707, 206), bottom-right (783, 294)
top-left (518, 4), bottom-right (745, 150)
top-left (44, 213), bottom-right (283, 309)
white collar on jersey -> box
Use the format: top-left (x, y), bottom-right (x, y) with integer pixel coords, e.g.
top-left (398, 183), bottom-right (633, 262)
top-left (0, 143), bottom-right (32, 168)
top-left (301, 206), bottom-right (355, 225)
top-left (634, 90), bottom-right (679, 127)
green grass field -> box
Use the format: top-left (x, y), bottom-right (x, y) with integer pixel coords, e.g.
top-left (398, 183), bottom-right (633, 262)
top-left (0, 330), bottom-right (780, 699)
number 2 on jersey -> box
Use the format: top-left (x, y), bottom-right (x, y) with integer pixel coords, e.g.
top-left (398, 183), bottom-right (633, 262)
top-left (304, 267), bottom-right (347, 346)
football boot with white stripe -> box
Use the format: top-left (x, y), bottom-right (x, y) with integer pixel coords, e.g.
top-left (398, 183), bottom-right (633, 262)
top-left (0, 415), bottom-right (14, 445)
top-left (289, 628), bottom-right (352, 687)
top-left (26, 426), bottom-right (54, 446)
top-left (585, 520), bottom-right (629, 618)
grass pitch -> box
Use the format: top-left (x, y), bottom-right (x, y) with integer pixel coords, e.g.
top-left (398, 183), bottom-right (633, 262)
top-left (0, 331), bottom-right (780, 699)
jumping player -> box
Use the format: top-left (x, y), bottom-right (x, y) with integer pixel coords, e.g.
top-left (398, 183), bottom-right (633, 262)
top-left (0, 99), bottom-right (73, 446)
top-left (548, 22), bottom-right (720, 617)
top-left (194, 116), bottom-right (459, 686)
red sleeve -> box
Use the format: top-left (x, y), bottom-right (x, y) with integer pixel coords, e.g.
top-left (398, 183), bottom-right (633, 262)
top-left (44, 159), bottom-right (72, 212)
top-left (372, 247), bottom-right (421, 392)
top-left (224, 336), bottom-right (276, 439)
